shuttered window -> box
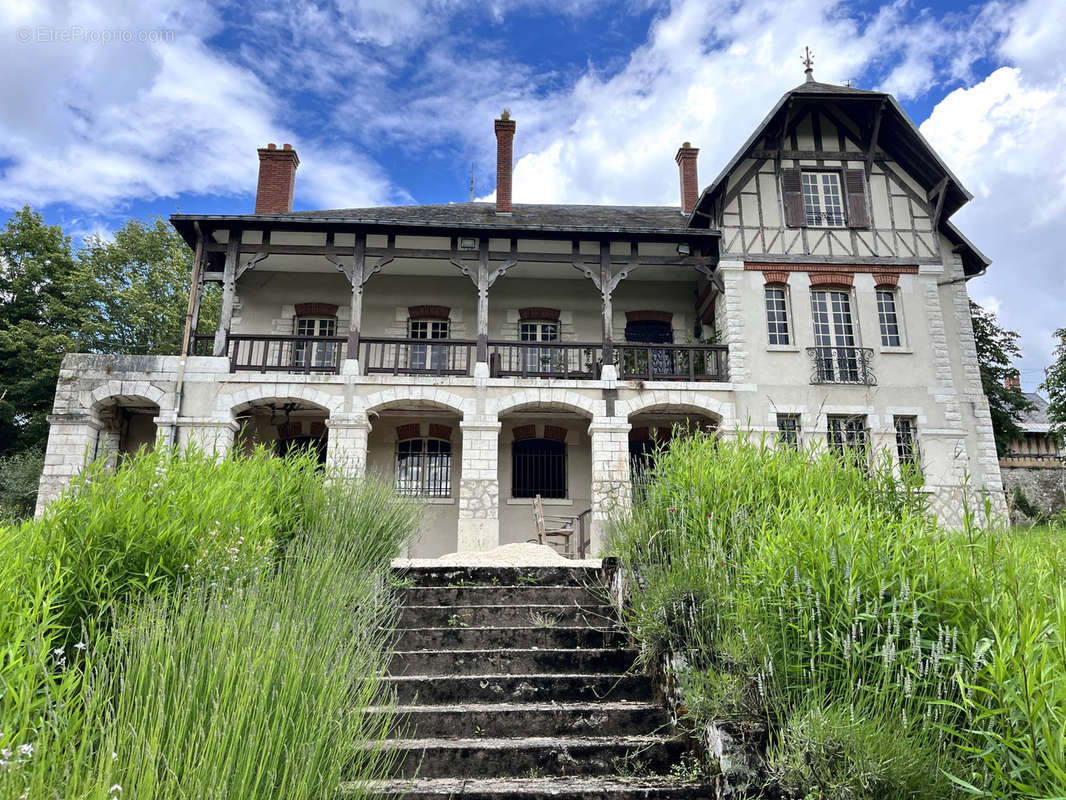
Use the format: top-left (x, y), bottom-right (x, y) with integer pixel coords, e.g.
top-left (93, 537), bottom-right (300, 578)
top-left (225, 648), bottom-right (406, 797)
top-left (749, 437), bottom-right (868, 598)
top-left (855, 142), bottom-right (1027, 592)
top-left (782, 168), bottom-right (869, 228)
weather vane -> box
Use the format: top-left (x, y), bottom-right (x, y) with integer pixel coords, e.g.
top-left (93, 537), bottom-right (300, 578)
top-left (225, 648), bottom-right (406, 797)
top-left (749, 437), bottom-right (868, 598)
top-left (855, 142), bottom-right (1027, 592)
top-left (802, 46), bottom-right (815, 82)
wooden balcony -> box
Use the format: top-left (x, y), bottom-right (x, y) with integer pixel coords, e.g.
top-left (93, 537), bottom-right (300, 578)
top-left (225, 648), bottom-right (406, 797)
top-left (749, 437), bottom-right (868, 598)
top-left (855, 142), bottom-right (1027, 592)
top-left (192, 334), bottom-right (729, 382)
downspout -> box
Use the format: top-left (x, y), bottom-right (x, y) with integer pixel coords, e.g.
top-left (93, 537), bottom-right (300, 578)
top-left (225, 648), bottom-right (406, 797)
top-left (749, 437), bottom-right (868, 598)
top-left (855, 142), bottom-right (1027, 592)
top-left (173, 223), bottom-right (205, 445)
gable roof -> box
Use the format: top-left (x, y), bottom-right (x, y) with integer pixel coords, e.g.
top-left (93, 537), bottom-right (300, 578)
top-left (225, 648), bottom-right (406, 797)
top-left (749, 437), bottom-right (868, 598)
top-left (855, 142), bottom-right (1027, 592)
top-left (1019, 392), bottom-right (1054, 434)
top-left (689, 79), bottom-right (988, 275)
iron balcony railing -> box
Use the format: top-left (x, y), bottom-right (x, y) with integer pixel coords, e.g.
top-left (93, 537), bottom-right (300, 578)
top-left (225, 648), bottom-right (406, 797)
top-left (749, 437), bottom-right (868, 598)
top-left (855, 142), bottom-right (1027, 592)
top-left (807, 346), bottom-right (876, 386)
top-left (488, 340), bottom-right (603, 379)
top-left (617, 343), bottom-right (729, 382)
top-left (360, 337), bottom-right (475, 377)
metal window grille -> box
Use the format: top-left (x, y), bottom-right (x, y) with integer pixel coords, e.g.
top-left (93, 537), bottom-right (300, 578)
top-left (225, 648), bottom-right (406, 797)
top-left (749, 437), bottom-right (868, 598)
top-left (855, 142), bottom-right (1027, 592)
top-left (396, 438), bottom-right (452, 497)
top-left (765, 287), bottom-right (791, 345)
top-left (894, 417), bottom-right (922, 477)
top-left (801, 172), bottom-right (845, 226)
top-left (512, 438), bottom-right (566, 499)
top-left (877, 290), bottom-right (902, 347)
top-left (827, 415), bottom-right (868, 468)
top-left (409, 319), bottom-right (450, 371)
top-left (293, 317), bottom-right (339, 369)
top-left (776, 414), bottom-right (801, 449)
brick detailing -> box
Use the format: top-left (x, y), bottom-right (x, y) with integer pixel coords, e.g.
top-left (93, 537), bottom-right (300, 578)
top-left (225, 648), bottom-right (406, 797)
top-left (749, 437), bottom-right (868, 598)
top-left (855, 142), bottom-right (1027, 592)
top-left (408, 305), bottom-right (450, 320)
top-left (397, 423), bottom-right (421, 441)
top-left (808, 272), bottom-right (854, 287)
top-left (518, 307), bottom-right (561, 321)
top-left (494, 115), bottom-right (516, 214)
top-left (625, 310), bottom-right (673, 323)
top-left (744, 263), bottom-right (919, 274)
top-left (512, 424), bottom-right (536, 441)
top-left (254, 143), bottom-right (299, 214)
top-left (675, 142), bottom-right (700, 215)
top-left (294, 302), bottom-right (338, 318)
top-left (543, 424), bottom-right (568, 442)
top-left (428, 423), bottom-right (453, 441)
top-left (872, 272), bottom-right (900, 288)
top-left (762, 270), bottom-right (789, 285)
top-left (276, 422), bottom-right (303, 439)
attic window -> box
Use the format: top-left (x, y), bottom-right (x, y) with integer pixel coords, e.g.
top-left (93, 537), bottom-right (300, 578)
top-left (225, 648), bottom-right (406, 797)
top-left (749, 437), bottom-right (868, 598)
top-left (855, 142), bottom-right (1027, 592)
top-left (783, 168), bottom-right (869, 229)
top-left (801, 172), bottom-right (845, 227)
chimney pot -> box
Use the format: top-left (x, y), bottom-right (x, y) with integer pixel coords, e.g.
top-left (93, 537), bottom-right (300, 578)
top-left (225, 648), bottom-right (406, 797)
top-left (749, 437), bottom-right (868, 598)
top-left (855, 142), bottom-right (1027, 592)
top-left (1004, 373), bottom-right (1022, 391)
top-left (255, 143), bottom-right (300, 214)
top-left (494, 115), bottom-right (517, 214)
top-left (675, 142), bottom-right (700, 215)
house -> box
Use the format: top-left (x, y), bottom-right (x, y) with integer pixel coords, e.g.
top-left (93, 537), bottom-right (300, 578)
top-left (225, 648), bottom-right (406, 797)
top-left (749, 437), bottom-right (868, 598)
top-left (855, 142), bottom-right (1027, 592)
top-left (998, 376), bottom-right (1065, 521)
top-left (35, 68), bottom-right (1006, 556)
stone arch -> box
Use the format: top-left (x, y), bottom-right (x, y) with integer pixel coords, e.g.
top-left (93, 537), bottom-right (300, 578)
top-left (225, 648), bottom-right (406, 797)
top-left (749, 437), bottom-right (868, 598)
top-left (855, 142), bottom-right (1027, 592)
top-left (491, 388), bottom-right (598, 419)
top-left (90, 381), bottom-right (169, 414)
top-left (222, 385), bottom-right (342, 417)
top-left (358, 386), bottom-right (472, 418)
top-left (617, 390), bottom-right (731, 425)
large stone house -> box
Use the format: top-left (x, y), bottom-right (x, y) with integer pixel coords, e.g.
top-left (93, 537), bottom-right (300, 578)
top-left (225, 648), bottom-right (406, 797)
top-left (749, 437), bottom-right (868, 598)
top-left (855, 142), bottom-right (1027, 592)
top-left (36, 71), bottom-right (1005, 556)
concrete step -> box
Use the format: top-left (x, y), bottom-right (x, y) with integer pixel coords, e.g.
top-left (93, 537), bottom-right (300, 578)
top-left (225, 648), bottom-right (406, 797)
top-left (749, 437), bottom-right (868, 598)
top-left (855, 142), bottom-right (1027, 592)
top-left (393, 565), bottom-right (607, 588)
top-left (401, 585), bottom-right (605, 607)
top-left (389, 648), bottom-right (639, 677)
top-left (397, 604), bottom-right (615, 629)
top-left (362, 734), bottom-right (687, 779)
top-left (384, 673), bottom-right (655, 704)
top-left (358, 776), bottom-right (715, 800)
top-left (375, 701), bottom-right (669, 739)
top-left (391, 625), bottom-right (625, 651)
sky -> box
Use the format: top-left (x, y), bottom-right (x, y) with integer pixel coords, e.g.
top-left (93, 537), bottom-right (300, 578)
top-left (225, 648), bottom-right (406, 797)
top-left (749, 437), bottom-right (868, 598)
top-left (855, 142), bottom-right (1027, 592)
top-left (1, 0), bottom-right (1062, 389)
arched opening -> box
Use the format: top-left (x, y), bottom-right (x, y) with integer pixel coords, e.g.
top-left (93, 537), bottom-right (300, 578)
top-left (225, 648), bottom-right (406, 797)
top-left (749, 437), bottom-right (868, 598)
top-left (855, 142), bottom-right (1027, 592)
top-left (234, 399), bottom-right (330, 464)
top-left (627, 407), bottom-right (718, 486)
top-left (94, 396), bottom-right (161, 462)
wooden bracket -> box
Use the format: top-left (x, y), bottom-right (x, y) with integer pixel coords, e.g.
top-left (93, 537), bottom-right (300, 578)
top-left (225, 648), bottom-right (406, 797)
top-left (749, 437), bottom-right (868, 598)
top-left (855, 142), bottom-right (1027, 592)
top-left (865, 99), bottom-right (886, 178)
top-left (235, 230), bottom-right (269, 280)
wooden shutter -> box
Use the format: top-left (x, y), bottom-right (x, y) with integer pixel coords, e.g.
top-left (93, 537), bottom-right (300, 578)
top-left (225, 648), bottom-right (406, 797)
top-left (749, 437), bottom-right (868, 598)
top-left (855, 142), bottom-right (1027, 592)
top-left (845, 169), bottom-right (870, 228)
top-left (782, 168), bottom-right (804, 227)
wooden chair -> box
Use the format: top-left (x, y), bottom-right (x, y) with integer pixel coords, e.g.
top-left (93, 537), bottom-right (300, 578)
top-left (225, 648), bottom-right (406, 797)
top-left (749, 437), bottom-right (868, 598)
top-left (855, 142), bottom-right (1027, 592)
top-left (531, 494), bottom-right (578, 558)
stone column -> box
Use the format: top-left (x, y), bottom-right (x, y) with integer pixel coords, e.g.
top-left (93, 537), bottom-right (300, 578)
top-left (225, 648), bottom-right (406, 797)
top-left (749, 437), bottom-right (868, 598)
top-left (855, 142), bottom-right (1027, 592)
top-left (153, 409), bottom-right (179, 449)
top-left (457, 416), bottom-right (502, 552)
top-left (326, 413), bottom-right (372, 477)
top-left (177, 419), bottom-right (238, 456)
top-left (35, 413), bottom-right (104, 517)
top-left (588, 417), bottom-right (632, 556)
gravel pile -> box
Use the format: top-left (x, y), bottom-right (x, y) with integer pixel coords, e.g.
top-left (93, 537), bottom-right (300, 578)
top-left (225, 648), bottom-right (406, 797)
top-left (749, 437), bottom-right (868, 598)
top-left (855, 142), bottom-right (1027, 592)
top-left (392, 542), bottom-right (601, 568)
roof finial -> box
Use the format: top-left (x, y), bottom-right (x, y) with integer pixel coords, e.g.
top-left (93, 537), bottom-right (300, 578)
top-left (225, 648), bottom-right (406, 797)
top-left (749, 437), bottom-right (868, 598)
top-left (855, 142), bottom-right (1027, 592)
top-left (802, 46), bottom-right (815, 83)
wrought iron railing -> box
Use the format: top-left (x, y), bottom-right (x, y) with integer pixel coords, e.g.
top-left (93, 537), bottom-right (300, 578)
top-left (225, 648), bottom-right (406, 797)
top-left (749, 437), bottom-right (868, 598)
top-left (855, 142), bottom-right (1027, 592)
top-left (617, 343), bottom-right (728, 382)
top-left (360, 337), bottom-right (474, 377)
top-left (489, 341), bottom-right (602, 379)
top-left (807, 346), bottom-right (875, 386)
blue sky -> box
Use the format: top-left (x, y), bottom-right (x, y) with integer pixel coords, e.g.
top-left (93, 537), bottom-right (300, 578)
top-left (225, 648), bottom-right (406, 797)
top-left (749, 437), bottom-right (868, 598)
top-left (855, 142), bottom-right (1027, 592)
top-left (1, 0), bottom-right (1063, 387)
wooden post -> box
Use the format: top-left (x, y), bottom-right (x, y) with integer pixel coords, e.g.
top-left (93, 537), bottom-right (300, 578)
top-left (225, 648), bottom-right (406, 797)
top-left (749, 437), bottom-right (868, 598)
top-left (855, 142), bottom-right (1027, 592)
top-left (347, 234), bottom-right (366, 355)
top-left (213, 238), bottom-right (240, 357)
top-left (599, 241), bottom-right (614, 364)
top-left (181, 228), bottom-right (204, 356)
top-left (476, 238), bottom-right (490, 363)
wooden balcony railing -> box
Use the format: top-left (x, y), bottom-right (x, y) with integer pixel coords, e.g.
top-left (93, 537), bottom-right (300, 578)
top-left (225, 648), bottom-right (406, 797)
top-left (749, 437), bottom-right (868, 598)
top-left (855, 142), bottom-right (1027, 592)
top-left (489, 341), bottom-right (603, 379)
top-left (617, 343), bottom-right (729, 382)
top-left (189, 333), bottom-right (347, 373)
top-left (360, 337), bottom-right (475, 376)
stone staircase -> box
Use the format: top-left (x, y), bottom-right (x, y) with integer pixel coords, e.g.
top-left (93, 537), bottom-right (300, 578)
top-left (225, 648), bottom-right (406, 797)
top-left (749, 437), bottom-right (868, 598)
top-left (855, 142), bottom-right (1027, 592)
top-left (362, 563), bottom-right (711, 799)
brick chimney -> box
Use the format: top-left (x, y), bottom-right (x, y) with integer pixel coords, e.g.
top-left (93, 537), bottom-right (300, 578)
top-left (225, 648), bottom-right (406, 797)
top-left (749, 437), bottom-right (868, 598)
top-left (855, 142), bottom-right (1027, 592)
top-left (675, 142), bottom-right (699, 215)
top-left (494, 111), bottom-right (516, 214)
top-left (255, 143), bottom-right (299, 214)
top-left (1004, 373), bottom-right (1022, 391)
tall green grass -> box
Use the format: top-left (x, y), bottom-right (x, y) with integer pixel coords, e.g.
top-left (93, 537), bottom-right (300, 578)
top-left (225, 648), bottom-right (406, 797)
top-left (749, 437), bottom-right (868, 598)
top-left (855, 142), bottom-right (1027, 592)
top-left (609, 432), bottom-right (1066, 799)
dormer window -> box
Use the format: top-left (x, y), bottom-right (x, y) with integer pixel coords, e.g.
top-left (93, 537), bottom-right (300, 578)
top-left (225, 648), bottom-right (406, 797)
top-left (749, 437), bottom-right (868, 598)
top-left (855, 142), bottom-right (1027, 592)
top-left (801, 172), bottom-right (845, 227)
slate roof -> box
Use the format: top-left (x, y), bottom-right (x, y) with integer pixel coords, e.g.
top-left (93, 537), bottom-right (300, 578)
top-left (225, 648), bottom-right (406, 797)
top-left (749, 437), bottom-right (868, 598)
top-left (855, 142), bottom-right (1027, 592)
top-left (1019, 392), bottom-right (1053, 433)
top-left (290, 202), bottom-right (691, 231)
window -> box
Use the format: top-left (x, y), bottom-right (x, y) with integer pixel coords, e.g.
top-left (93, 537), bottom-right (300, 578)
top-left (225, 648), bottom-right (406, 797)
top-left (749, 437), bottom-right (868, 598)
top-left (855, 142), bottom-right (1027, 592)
top-left (519, 320), bottom-right (560, 373)
top-left (624, 319), bottom-right (675, 377)
top-left (776, 414), bottom-right (801, 449)
top-left (801, 172), bottom-right (845, 227)
top-left (512, 438), bottom-right (566, 499)
top-left (876, 290), bottom-right (902, 347)
top-left (396, 438), bottom-right (452, 497)
top-left (827, 415), bottom-right (868, 468)
top-left (409, 318), bottom-right (449, 371)
top-left (293, 316), bottom-right (338, 369)
top-left (894, 417), bottom-right (921, 477)
top-left (811, 290), bottom-right (860, 383)
top-left (765, 287), bottom-right (791, 345)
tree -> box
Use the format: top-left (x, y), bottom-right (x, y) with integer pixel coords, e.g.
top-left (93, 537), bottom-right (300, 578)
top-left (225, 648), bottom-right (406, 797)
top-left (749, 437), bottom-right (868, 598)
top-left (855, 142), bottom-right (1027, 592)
top-left (0, 207), bottom-right (98, 454)
top-left (969, 300), bottom-right (1034, 456)
top-left (1043, 327), bottom-right (1066, 445)
top-left (81, 217), bottom-right (219, 355)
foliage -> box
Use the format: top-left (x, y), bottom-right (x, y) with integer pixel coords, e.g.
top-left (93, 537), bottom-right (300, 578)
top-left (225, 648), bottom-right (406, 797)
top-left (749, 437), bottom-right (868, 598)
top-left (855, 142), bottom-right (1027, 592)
top-left (0, 208), bottom-right (97, 454)
top-left (81, 216), bottom-right (219, 355)
top-left (969, 300), bottom-right (1034, 455)
top-left (0, 448), bottom-right (43, 521)
top-left (609, 434), bottom-right (1066, 799)
top-left (1043, 327), bottom-right (1066, 445)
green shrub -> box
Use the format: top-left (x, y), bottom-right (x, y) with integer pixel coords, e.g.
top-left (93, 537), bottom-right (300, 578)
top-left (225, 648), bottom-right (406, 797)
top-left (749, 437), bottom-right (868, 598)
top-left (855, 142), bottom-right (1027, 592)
top-left (0, 448), bottom-right (43, 521)
top-left (610, 432), bottom-right (1066, 799)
